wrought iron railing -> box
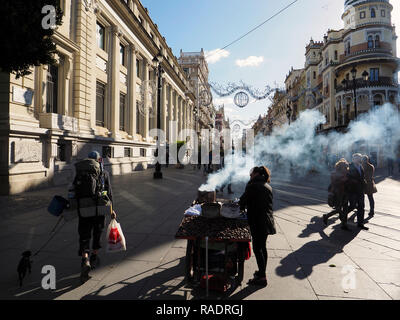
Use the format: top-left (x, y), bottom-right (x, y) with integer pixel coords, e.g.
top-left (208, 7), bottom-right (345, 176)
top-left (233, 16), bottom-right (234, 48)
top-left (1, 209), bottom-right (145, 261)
top-left (335, 77), bottom-right (398, 93)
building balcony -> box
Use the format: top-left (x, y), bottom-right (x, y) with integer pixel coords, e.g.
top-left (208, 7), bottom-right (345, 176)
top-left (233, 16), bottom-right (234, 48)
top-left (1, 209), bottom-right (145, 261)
top-left (335, 77), bottom-right (398, 94)
top-left (342, 47), bottom-right (393, 63)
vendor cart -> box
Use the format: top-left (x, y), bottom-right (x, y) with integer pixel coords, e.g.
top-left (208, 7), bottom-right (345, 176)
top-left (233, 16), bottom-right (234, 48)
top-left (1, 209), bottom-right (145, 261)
top-left (175, 205), bottom-right (251, 293)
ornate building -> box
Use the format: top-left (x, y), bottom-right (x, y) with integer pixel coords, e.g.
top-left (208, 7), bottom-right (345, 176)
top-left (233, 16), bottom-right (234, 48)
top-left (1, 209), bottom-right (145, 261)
top-left (261, 0), bottom-right (399, 166)
top-left (0, 0), bottom-right (197, 194)
top-left (305, 0), bottom-right (399, 131)
top-left (178, 49), bottom-right (216, 136)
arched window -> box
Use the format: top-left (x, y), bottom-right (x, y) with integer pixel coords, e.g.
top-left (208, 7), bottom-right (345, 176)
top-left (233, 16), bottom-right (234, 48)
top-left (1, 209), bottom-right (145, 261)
top-left (375, 35), bottom-right (380, 48)
top-left (334, 50), bottom-right (338, 60)
top-left (368, 35), bottom-right (374, 48)
top-left (371, 8), bottom-right (376, 18)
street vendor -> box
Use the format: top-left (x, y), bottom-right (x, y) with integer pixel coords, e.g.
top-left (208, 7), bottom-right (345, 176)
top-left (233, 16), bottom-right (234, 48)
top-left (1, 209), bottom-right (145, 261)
top-left (239, 166), bottom-right (276, 287)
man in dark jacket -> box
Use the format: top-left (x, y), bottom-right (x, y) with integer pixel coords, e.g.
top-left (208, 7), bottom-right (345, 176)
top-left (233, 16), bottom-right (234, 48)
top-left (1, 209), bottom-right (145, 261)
top-left (74, 151), bottom-right (116, 283)
top-left (347, 153), bottom-right (368, 230)
top-left (239, 166), bottom-right (276, 287)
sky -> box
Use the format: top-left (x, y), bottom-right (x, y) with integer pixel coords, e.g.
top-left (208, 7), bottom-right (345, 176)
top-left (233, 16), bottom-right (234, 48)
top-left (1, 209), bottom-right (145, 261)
top-left (140, 0), bottom-right (400, 126)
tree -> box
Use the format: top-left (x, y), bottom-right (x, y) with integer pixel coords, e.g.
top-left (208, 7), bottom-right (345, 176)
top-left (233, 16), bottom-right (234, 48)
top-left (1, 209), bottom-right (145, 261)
top-left (0, 0), bottom-right (63, 78)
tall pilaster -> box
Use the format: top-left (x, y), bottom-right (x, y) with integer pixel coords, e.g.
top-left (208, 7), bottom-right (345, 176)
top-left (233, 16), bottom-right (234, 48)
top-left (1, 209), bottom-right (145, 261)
top-left (168, 85), bottom-right (173, 142)
top-left (128, 44), bottom-right (138, 137)
top-left (110, 25), bottom-right (121, 139)
top-left (161, 78), bottom-right (167, 134)
top-left (143, 59), bottom-right (150, 140)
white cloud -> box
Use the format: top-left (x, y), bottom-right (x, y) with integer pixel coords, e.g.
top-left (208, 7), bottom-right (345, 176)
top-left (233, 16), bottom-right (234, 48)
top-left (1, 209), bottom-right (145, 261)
top-left (205, 49), bottom-right (230, 64)
top-left (235, 56), bottom-right (264, 67)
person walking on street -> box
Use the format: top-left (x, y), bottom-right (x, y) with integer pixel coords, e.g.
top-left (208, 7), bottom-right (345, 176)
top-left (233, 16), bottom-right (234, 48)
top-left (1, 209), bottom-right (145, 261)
top-left (397, 155), bottom-right (400, 174)
top-left (72, 151), bottom-right (116, 283)
top-left (387, 157), bottom-right (394, 176)
top-left (323, 158), bottom-right (350, 230)
top-left (347, 153), bottom-right (368, 230)
top-left (218, 152), bottom-right (233, 194)
top-left (239, 166), bottom-right (276, 287)
top-left (362, 155), bottom-right (377, 217)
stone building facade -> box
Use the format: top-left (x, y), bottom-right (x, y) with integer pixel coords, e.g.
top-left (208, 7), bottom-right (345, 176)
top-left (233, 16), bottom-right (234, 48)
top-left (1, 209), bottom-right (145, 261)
top-left (178, 49), bottom-right (216, 136)
top-left (0, 0), bottom-right (196, 195)
top-left (263, 0), bottom-right (399, 165)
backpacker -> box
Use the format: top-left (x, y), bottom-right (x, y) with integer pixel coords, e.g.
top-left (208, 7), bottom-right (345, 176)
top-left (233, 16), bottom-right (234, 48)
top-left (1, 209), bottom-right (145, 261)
top-left (73, 159), bottom-right (102, 199)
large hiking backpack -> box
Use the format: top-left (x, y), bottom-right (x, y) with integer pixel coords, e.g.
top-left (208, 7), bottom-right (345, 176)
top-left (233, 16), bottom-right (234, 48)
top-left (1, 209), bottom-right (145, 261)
top-left (73, 159), bottom-right (102, 199)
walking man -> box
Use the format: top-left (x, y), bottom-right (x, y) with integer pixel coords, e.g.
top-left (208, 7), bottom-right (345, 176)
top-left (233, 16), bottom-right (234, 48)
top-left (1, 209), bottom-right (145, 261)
top-left (362, 155), bottom-right (377, 217)
top-left (72, 151), bottom-right (115, 283)
top-left (387, 157), bottom-right (394, 176)
top-left (347, 153), bottom-right (368, 230)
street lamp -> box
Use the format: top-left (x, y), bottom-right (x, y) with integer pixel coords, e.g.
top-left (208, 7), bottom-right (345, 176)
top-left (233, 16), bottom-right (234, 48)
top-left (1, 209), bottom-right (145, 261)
top-left (152, 51), bottom-right (164, 179)
top-left (362, 70), bottom-right (369, 82)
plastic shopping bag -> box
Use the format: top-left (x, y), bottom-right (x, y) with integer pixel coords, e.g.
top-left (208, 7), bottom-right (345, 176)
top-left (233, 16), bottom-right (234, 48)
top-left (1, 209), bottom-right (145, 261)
top-left (105, 219), bottom-right (126, 253)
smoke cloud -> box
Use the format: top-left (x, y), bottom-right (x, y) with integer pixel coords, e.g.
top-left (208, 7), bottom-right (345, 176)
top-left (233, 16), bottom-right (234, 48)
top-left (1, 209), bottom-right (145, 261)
top-left (200, 103), bottom-right (400, 191)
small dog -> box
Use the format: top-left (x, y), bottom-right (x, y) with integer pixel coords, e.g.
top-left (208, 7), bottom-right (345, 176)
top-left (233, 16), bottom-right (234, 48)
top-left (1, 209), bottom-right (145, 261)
top-left (17, 251), bottom-right (32, 287)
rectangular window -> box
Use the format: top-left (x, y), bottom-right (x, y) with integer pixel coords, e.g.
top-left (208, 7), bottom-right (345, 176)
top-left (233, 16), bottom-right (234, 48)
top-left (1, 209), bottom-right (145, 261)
top-left (140, 148), bottom-right (146, 157)
top-left (313, 71), bottom-right (316, 79)
top-left (56, 143), bottom-right (66, 162)
top-left (46, 64), bottom-right (58, 113)
top-left (136, 59), bottom-right (140, 78)
top-left (102, 146), bottom-right (113, 159)
top-left (96, 81), bottom-right (106, 127)
top-left (360, 11), bottom-right (366, 19)
top-left (120, 44), bottom-right (125, 66)
top-left (370, 68), bottom-right (379, 81)
top-left (381, 10), bottom-right (385, 17)
top-left (119, 93), bottom-right (126, 131)
top-left (96, 23), bottom-right (105, 50)
top-left (124, 147), bottom-right (131, 157)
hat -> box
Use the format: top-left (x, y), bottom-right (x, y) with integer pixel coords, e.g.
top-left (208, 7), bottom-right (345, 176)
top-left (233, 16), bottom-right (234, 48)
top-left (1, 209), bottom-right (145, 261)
top-left (88, 151), bottom-right (101, 160)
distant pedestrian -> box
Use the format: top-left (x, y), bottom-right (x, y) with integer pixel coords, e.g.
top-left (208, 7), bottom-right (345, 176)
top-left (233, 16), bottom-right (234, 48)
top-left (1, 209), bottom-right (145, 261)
top-left (72, 151), bottom-right (116, 283)
top-left (218, 153), bottom-right (233, 194)
top-left (239, 166), bottom-right (276, 287)
top-left (347, 153), bottom-right (368, 230)
top-left (323, 158), bottom-right (350, 230)
top-left (362, 155), bottom-right (377, 217)
top-left (397, 155), bottom-right (400, 174)
top-left (387, 157), bottom-right (394, 176)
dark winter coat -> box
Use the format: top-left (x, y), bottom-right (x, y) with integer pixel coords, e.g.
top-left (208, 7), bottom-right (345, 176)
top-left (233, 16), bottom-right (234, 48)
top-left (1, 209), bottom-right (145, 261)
top-left (239, 175), bottom-right (276, 236)
top-left (362, 162), bottom-right (377, 195)
top-left (347, 163), bottom-right (366, 195)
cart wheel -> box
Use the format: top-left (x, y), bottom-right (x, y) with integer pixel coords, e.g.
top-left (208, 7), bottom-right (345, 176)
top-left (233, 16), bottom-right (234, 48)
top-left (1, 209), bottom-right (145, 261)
top-left (184, 240), bottom-right (195, 282)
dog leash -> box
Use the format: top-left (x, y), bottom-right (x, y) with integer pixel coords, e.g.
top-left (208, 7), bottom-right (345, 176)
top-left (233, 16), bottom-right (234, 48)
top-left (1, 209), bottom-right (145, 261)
top-left (33, 215), bottom-right (66, 257)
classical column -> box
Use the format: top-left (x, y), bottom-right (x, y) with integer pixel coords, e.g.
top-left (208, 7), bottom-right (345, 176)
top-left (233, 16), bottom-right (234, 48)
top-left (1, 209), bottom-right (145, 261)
top-left (161, 78), bottom-right (167, 134)
top-left (174, 92), bottom-right (179, 138)
top-left (61, 56), bottom-right (72, 117)
top-left (110, 25), bottom-right (122, 139)
top-left (168, 84), bottom-right (173, 142)
top-left (128, 44), bottom-right (138, 137)
top-left (143, 59), bottom-right (150, 140)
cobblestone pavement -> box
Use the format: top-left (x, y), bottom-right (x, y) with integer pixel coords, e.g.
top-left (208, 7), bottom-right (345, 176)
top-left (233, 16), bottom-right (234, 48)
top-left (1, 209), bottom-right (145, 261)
top-left (0, 166), bottom-right (399, 300)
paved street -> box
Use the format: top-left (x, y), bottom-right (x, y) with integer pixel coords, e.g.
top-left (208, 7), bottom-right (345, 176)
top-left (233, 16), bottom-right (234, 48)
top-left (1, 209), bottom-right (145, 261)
top-left (0, 166), bottom-right (399, 300)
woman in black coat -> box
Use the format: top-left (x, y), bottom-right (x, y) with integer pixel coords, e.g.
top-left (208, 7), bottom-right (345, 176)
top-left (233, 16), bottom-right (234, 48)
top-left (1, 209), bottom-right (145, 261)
top-left (239, 166), bottom-right (276, 287)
